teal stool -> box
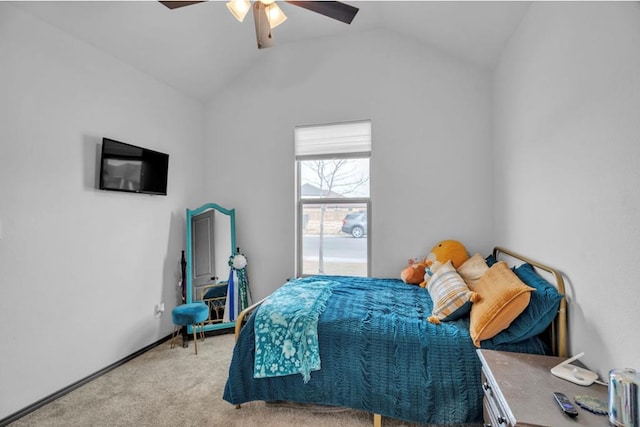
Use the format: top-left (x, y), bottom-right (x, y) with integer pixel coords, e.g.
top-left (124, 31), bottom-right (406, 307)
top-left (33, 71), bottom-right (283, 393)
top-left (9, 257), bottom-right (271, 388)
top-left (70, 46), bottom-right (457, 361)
top-left (171, 302), bottom-right (208, 355)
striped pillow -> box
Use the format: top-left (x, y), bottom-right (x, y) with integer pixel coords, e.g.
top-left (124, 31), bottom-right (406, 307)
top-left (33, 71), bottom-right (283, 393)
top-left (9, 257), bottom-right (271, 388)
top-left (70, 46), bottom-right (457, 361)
top-left (426, 261), bottom-right (479, 324)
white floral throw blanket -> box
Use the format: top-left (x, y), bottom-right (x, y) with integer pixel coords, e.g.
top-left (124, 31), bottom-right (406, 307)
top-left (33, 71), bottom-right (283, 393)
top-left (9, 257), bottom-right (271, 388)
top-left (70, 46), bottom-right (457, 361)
top-left (253, 277), bottom-right (338, 383)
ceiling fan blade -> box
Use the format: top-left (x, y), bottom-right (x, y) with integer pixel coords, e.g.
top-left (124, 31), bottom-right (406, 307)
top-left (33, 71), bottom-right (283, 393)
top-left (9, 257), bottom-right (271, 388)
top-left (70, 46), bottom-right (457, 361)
top-left (159, 1), bottom-right (205, 10)
top-left (253, 2), bottom-right (274, 49)
top-left (284, 1), bottom-right (359, 24)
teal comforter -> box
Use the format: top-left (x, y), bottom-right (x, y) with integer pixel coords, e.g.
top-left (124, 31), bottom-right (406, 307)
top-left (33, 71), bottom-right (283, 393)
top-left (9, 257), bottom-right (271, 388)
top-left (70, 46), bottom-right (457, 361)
top-left (223, 276), bottom-right (547, 424)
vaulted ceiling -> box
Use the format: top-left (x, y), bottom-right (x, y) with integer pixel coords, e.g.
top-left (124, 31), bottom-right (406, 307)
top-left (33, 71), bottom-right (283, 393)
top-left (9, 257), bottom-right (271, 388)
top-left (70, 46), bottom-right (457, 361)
top-left (12, 1), bottom-right (532, 102)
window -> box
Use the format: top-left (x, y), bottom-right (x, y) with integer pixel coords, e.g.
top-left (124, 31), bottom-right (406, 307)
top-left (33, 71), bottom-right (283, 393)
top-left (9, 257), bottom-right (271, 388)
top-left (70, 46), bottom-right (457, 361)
top-left (295, 120), bottom-right (371, 277)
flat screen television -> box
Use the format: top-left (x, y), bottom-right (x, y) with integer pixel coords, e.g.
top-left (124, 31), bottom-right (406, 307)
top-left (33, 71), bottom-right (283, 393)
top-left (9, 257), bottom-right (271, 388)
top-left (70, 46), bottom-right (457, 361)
top-left (98, 138), bottom-right (169, 196)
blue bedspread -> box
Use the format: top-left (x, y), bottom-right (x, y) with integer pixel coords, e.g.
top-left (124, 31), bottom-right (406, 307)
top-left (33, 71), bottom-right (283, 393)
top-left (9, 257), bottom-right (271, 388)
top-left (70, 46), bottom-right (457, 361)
top-left (223, 276), bottom-right (547, 424)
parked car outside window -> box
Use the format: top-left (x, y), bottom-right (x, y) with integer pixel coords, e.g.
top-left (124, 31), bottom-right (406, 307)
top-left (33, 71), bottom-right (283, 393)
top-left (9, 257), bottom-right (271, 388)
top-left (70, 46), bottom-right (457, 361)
top-left (341, 212), bottom-right (367, 238)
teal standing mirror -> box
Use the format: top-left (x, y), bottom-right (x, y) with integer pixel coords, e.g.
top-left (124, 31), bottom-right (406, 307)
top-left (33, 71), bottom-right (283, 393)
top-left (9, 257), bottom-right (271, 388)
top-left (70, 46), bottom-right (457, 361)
top-left (185, 203), bottom-right (236, 333)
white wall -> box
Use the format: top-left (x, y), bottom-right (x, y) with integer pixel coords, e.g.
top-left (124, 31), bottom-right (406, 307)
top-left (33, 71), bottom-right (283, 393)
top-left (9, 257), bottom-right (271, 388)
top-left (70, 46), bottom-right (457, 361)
top-left (203, 29), bottom-right (494, 300)
top-left (493, 1), bottom-right (640, 376)
top-left (10, 0), bottom-right (635, 420)
top-left (0, 4), bottom-right (204, 419)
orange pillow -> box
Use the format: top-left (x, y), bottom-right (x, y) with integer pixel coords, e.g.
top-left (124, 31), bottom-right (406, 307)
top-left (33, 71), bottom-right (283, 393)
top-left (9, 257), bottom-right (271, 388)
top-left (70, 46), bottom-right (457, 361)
top-left (468, 261), bottom-right (534, 347)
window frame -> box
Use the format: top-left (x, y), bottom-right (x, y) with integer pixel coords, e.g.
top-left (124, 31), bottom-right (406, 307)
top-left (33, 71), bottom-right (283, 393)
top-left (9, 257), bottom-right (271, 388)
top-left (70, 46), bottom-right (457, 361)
top-left (295, 149), bottom-right (371, 278)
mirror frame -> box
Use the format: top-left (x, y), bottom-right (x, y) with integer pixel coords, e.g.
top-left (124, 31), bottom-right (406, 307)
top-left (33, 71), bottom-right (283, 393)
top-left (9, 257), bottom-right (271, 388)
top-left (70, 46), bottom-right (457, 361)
top-left (185, 202), bottom-right (236, 332)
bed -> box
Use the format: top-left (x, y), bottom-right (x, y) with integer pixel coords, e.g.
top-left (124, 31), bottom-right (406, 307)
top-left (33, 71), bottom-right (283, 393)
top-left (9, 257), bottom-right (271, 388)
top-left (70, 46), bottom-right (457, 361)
top-left (223, 247), bottom-right (567, 426)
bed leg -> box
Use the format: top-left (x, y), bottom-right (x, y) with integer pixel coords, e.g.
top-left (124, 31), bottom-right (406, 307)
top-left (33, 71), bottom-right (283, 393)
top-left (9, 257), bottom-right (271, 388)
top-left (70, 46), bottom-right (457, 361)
top-left (373, 413), bottom-right (382, 427)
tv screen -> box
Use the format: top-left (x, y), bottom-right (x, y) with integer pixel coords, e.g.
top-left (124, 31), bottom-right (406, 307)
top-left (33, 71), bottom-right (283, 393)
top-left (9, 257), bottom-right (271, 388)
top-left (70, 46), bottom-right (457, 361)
top-left (99, 138), bottom-right (169, 195)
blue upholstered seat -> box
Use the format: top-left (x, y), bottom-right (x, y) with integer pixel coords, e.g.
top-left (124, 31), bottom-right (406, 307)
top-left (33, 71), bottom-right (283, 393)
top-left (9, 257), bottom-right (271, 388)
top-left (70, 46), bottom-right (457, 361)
top-left (170, 302), bottom-right (209, 355)
top-left (172, 302), bottom-right (209, 325)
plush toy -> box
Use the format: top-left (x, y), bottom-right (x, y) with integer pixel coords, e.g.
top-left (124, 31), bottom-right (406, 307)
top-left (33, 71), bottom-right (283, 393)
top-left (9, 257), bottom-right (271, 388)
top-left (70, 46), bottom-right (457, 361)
top-left (426, 240), bottom-right (469, 269)
top-left (400, 258), bottom-right (432, 285)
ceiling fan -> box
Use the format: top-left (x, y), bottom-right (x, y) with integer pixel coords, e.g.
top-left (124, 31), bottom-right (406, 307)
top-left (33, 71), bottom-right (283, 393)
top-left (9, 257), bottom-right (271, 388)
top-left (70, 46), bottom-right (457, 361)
top-left (160, 1), bottom-right (359, 49)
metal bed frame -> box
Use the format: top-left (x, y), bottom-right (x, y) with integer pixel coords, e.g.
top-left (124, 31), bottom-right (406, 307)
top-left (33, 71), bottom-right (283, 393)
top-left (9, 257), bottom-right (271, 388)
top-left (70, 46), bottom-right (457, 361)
top-left (232, 247), bottom-right (569, 427)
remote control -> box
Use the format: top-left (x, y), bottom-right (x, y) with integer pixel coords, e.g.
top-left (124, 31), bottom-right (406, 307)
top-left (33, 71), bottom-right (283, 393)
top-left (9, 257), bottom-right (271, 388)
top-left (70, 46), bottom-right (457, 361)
top-left (553, 392), bottom-right (579, 417)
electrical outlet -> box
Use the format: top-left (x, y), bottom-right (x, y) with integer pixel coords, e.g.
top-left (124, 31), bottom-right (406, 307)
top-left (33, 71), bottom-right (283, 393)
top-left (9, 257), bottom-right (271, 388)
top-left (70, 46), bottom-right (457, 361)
top-left (155, 303), bottom-right (165, 316)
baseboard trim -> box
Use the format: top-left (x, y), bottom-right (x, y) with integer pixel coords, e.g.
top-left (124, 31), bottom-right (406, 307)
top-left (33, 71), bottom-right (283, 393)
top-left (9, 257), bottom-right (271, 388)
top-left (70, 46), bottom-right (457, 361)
top-left (0, 333), bottom-right (173, 427)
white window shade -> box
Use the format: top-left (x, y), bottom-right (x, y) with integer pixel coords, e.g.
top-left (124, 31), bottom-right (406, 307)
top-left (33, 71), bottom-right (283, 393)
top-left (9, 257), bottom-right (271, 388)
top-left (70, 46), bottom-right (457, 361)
top-left (295, 120), bottom-right (371, 158)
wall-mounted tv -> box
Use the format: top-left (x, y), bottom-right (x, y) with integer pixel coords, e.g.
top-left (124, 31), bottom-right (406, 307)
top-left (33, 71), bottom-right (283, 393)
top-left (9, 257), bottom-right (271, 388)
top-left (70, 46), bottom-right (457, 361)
top-left (98, 138), bottom-right (169, 196)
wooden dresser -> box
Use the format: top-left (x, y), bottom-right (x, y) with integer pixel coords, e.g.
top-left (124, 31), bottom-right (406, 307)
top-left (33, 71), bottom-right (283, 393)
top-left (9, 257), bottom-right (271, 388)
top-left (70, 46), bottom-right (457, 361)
top-left (477, 349), bottom-right (610, 427)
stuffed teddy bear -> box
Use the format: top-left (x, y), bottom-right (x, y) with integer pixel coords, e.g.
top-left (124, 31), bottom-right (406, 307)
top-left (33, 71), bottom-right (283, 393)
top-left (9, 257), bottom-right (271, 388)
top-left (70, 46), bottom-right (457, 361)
top-left (400, 258), bottom-right (432, 285)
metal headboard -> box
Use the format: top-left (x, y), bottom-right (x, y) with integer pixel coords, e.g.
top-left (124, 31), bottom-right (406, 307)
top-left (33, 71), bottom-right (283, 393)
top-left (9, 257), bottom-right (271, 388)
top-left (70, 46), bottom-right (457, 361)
top-left (493, 246), bottom-right (568, 358)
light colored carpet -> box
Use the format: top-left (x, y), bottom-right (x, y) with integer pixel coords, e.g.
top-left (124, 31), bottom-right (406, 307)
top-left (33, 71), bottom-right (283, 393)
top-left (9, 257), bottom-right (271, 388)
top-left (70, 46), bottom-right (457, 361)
top-left (8, 332), bottom-right (449, 427)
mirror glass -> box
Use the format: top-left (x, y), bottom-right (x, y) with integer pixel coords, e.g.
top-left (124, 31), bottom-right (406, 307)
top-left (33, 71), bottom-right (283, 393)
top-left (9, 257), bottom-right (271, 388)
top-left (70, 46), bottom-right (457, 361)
top-left (185, 203), bottom-right (236, 332)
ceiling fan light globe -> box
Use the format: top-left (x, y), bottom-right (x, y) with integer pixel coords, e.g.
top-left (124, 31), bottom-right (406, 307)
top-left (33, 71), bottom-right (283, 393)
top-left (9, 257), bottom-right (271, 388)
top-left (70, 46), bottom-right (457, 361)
top-left (266, 3), bottom-right (287, 29)
top-left (226, 0), bottom-right (251, 22)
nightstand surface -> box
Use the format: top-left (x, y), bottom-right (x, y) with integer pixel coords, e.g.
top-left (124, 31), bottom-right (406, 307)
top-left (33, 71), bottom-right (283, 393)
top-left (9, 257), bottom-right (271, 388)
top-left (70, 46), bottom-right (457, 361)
top-left (477, 349), bottom-right (610, 427)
